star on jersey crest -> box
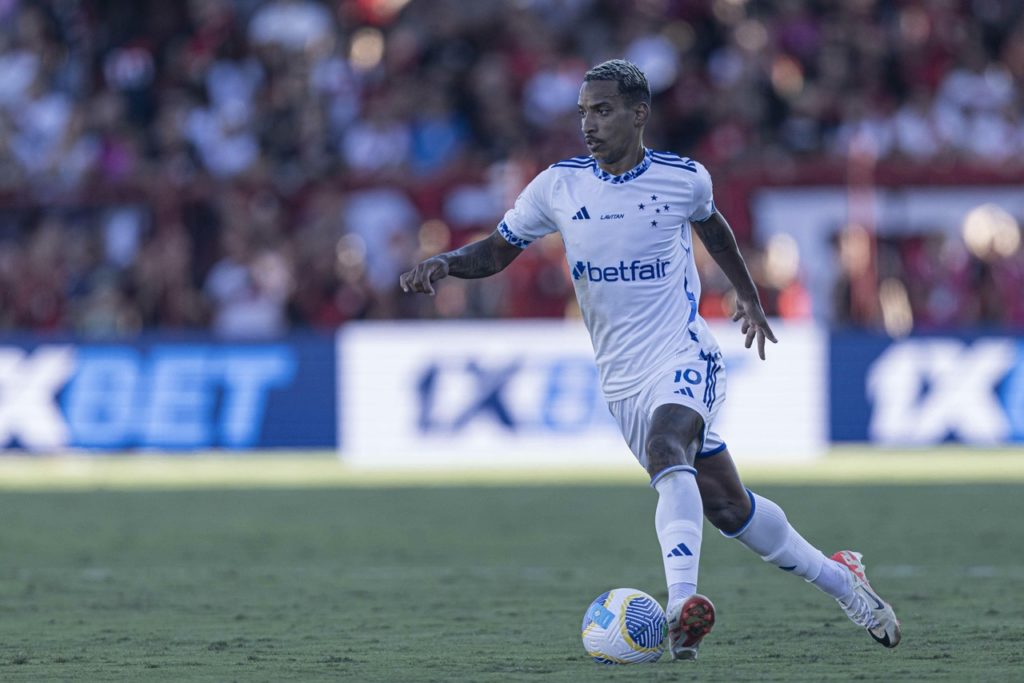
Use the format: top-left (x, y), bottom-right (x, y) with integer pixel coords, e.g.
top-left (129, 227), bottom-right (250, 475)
top-left (650, 220), bottom-right (658, 227)
top-left (650, 194), bottom-right (658, 201)
top-left (638, 202), bottom-right (646, 211)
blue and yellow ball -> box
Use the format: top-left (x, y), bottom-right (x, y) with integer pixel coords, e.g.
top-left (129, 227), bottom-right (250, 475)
top-left (581, 588), bottom-right (667, 664)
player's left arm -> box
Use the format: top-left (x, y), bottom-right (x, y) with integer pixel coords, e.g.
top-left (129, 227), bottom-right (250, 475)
top-left (692, 211), bottom-right (778, 360)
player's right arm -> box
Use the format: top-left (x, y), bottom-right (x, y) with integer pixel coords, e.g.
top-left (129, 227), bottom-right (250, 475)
top-left (399, 230), bottom-right (523, 295)
top-left (401, 170), bottom-right (557, 296)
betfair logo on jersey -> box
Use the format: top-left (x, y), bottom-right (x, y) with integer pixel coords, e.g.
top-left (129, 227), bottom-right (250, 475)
top-left (571, 258), bottom-right (671, 282)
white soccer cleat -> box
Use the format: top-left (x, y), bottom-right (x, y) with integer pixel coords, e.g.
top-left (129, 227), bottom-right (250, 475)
top-left (831, 550), bottom-right (901, 648)
top-left (666, 594), bottom-right (715, 660)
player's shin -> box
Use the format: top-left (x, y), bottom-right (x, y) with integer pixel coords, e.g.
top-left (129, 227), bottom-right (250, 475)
top-left (725, 491), bottom-right (849, 599)
top-left (653, 467), bottom-right (704, 608)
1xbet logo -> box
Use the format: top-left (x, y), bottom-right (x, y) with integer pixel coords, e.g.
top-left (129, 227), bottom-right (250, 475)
top-left (0, 344), bottom-right (298, 449)
top-left (571, 258), bottom-right (671, 283)
top-left (866, 339), bottom-right (1023, 443)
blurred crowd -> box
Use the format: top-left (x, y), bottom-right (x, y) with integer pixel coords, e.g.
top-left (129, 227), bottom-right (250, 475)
top-left (833, 205), bottom-right (1024, 334)
top-left (0, 0), bottom-right (1023, 337)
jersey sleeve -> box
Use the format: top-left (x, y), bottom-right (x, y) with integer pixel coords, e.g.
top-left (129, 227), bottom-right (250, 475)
top-left (687, 162), bottom-right (717, 222)
top-left (496, 172), bottom-right (557, 249)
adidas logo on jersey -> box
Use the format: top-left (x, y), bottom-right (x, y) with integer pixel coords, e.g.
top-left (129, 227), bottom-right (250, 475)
top-left (571, 206), bottom-right (591, 220)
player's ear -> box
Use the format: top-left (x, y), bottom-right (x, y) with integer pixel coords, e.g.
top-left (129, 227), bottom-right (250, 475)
top-left (634, 101), bottom-right (650, 128)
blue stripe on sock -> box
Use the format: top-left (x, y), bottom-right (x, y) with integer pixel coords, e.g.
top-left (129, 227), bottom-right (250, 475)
top-left (720, 488), bottom-right (757, 538)
top-left (649, 464), bottom-right (697, 488)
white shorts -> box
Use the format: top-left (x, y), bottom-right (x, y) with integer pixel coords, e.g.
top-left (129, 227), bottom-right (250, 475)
top-left (608, 349), bottom-right (727, 470)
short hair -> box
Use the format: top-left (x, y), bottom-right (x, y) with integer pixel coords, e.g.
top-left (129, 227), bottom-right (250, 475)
top-left (583, 59), bottom-right (651, 105)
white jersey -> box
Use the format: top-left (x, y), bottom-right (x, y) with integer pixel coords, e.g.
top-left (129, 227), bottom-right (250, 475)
top-left (498, 148), bottom-right (720, 400)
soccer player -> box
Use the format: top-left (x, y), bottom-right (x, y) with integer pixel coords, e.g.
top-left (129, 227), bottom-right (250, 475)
top-left (400, 59), bottom-right (901, 659)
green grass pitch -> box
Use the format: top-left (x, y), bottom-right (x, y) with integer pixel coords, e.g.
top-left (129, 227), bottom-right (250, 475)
top-left (0, 474), bottom-right (1023, 680)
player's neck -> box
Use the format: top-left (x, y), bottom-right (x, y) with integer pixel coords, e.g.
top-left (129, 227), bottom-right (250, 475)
top-left (596, 143), bottom-right (646, 177)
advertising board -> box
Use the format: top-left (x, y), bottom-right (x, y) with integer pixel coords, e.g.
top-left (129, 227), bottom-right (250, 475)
top-left (0, 336), bottom-right (336, 450)
top-left (831, 332), bottom-right (1024, 445)
top-left (340, 320), bottom-right (825, 468)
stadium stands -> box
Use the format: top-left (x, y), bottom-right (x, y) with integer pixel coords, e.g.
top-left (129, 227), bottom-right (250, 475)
top-left (0, 0), bottom-right (1021, 335)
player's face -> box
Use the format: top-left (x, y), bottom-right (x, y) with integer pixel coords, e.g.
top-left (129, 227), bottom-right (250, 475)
top-left (578, 80), bottom-right (645, 167)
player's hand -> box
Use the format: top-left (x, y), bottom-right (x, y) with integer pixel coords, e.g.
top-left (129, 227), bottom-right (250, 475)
top-left (399, 256), bottom-right (449, 295)
top-left (732, 295), bottom-right (778, 360)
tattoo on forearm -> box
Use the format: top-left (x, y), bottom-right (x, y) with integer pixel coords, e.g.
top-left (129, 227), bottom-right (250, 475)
top-left (694, 216), bottom-right (758, 298)
top-left (444, 241), bottom-right (501, 279)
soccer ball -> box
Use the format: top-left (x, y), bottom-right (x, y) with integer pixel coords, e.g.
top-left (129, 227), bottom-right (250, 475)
top-left (580, 588), bottom-right (667, 664)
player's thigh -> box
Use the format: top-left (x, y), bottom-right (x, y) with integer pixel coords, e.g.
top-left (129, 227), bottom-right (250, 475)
top-left (611, 352), bottom-right (726, 474)
top-left (645, 351), bottom-right (726, 454)
top-left (607, 379), bottom-right (708, 473)
top-left (645, 403), bottom-right (704, 476)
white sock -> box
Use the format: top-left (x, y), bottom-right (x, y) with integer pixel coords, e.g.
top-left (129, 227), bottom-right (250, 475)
top-left (727, 491), bottom-right (850, 600)
top-left (668, 581), bottom-right (697, 607)
top-left (653, 467), bottom-right (704, 611)
top-left (816, 559), bottom-right (854, 600)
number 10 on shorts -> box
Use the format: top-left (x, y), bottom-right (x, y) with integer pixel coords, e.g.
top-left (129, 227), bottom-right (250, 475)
top-left (673, 368), bottom-right (702, 398)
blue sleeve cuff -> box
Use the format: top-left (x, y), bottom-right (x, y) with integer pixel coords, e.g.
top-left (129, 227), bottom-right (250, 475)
top-left (497, 221), bottom-right (530, 249)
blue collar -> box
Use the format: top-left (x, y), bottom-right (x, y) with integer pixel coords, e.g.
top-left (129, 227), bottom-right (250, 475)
top-left (591, 149), bottom-right (652, 184)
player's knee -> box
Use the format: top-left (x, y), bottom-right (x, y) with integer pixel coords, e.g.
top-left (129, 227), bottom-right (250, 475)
top-left (703, 492), bottom-right (751, 533)
top-left (644, 433), bottom-right (688, 479)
